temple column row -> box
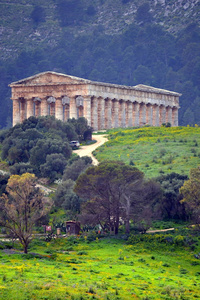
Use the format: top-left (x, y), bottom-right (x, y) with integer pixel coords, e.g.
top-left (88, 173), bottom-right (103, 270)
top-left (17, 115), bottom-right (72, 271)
top-left (12, 96), bottom-right (179, 128)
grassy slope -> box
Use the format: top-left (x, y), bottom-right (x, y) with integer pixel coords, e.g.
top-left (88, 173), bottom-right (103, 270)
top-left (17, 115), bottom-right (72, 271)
top-left (93, 126), bottom-right (200, 178)
top-left (0, 235), bottom-right (199, 299)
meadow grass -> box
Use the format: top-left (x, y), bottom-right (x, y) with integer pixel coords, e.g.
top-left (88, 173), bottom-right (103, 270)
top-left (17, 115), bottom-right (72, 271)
top-left (93, 126), bottom-right (200, 178)
top-left (0, 230), bottom-right (200, 300)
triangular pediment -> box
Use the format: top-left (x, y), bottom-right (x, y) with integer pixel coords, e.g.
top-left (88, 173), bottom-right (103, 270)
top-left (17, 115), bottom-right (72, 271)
top-left (10, 71), bottom-right (91, 86)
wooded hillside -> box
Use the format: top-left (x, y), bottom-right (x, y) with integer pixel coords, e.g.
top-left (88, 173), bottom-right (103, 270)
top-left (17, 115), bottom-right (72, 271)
top-left (0, 0), bottom-right (199, 128)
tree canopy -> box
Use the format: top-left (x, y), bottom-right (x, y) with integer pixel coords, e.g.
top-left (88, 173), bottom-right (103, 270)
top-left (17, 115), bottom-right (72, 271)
top-left (74, 161), bottom-right (160, 234)
top-left (0, 116), bottom-right (91, 181)
top-left (0, 173), bottom-right (51, 253)
top-left (179, 166), bottom-right (200, 223)
top-left (156, 172), bottom-right (188, 220)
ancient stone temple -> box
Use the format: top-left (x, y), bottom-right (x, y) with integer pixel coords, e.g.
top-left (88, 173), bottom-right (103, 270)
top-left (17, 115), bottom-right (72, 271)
top-left (9, 71), bottom-right (180, 129)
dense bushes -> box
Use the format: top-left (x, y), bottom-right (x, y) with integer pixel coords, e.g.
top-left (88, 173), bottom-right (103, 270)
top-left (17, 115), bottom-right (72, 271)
top-left (128, 230), bottom-right (200, 249)
top-left (0, 116), bottom-right (91, 181)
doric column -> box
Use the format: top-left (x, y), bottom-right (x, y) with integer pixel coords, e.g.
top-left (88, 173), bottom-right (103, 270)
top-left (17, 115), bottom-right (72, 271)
top-left (139, 103), bottom-right (146, 126)
top-left (62, 96), bottom-right (70, 122)
top-left (20, 99), bottom-right (27, 123)
top-left (26, 99), bottom-right (34, 119)
top-left (64, 105), bottom-right (70, 121)
top-left (159, 105), bottom-right (166, 126)
top-left (133, 102), bottom-right (140, 127)
top-left (69, 96), bottom-right (77, 119)
top-left (12, 98), bottom-right (20, 126)
top-left (47, 97), bottom-right (55, 116)
top-left (33, 97), bottom-right (41, 117)
top-left (119, 100), bottom-right (126, 128)
top-left (126, 101), bottom-right (133, 127)
top-left (146, 104), bottom-right (153, 126)
top-left (112, 99), bottom-right (119, 128)
top-left (97, 97), bottom-right (105, 130)
top-left (83, 96), bottom-right (91, 126)
top-left (55, 98), bottom-right (63, 120)
top-left (172, 107), bottom-right (178, 126)
top-left (40, 98), bottom-right (48, 116)
top-left (50, 104), bottom-right (55, 116)
top-left (105, 98), bottom-right (112, 129)
top-left (166, 106), bottom-right (172, 125)
top-left (153, 104), bottom-right (159, 126)
top-left (35, 103), bottom-right (41, 117)
top-left (76, 96), bottom-right (84, 118)
top-left (91, 97), bottom-right (98, 131)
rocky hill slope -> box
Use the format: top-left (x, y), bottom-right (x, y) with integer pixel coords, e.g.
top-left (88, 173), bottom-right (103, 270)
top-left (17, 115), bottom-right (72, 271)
top-left (0, 0), bottom-right (199, 60)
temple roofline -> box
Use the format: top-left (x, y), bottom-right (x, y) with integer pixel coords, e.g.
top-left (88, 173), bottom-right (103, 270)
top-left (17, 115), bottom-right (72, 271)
top-left (9, 71), bottom-right (181, 97)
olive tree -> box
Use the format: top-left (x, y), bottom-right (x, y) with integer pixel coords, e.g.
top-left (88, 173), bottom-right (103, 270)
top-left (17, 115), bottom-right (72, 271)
top-left (0, 173), bottom-right (51, 253)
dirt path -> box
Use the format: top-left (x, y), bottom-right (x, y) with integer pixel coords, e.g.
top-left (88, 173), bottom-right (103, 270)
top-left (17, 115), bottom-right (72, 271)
top-left (73, 134), bottom-right (108, 165)
top-left (146, 228), bottom-right (174, 233)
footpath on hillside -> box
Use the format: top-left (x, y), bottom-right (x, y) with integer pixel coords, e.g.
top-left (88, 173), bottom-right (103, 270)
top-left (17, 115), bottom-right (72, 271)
top-left (73, 134), bottom-right (108, 165)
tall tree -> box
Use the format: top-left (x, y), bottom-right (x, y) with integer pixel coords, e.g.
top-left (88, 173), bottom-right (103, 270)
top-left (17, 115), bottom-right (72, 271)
top-left (179, 166), bottom-right (200, 223)
top-left (74, 161), bottom-right (149, 234)
top-left (156, 173), bottom-right (188, 220)
top-left (0, 173), bottom-right (51, 253)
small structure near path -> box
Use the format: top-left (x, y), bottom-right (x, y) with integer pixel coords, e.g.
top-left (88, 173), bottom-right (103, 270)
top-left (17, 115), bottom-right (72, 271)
top-left (66, 221), bottom-right (81, 235)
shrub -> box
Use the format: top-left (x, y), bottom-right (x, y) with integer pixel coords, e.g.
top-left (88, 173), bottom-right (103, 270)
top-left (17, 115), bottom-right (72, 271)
top-left (180, 268), bottom-right (188, 274)
top-left (77, 251), bottom-right (88, 255)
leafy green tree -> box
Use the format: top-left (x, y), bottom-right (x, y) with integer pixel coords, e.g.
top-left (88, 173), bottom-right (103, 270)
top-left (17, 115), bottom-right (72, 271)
top-left (156, 173), bottom-right (188, 220)
top-left (31, 5), bottom-right (46, 25)
top-left (68, 117), bottom-right (91, 141)
top-left (74, 161), bottom-right (150, 234)
top-left (136, 2), bottom-right (153, 24)
top-left (40, 153), bottom-right (68, 183)
top-left (86, 5), bottom-right (96, 16)
top-left (54, 179), bottom-right (82, 218)
top-left (183, 108), bottom-right (195, 126)
top-left (30, 139), bottom-right (71, 173)
top-left (0, 173), bottom-right (9, 196)
top-left (62, 156), bottom-right (92, 182)
top-left (133, 65), bottom-right (152, 85)
top-left (9, 162), bottom-right (35, 176)
top-left (56, 0), bottom-right (84, 27)
top-left (179, 166), bottom-right (200, 223)
top-left (0, 173), bottom-right (51, 253)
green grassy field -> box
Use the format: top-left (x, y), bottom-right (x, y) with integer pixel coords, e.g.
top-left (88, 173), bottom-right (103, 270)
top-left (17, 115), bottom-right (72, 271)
top-left (93, 126), bottom-right (200, 178)
top-left (0, 230), bottom-right (200, 300)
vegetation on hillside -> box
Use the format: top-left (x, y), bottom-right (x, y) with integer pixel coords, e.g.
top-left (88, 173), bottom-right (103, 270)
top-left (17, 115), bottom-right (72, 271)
top-left (0, 3), bottom-right (200, 128)
top-left (0, 116), bottom-right (91, 182)
top-left (74, 161), bottom-right (161, 234)
top-left (94, 126), bottom-right (200, 178)
top-left (0, 118), bottom-right (200, 298)
top-left (0, 231), bottom-right (199, 299)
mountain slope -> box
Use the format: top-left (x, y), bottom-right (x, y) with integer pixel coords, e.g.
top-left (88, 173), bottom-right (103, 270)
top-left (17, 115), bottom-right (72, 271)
top-left (0, 0), bottom-right (199, 60)
top-left (0, 0), bottom-right (199, 128)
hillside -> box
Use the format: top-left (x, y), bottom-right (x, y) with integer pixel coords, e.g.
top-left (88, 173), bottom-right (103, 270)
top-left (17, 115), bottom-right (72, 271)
top-left (0, 0), bottom-right (199, 60)
top-left (0, 0), bottom-right (200, 128)
top-left (93, 126), bottom-right (200, 178)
